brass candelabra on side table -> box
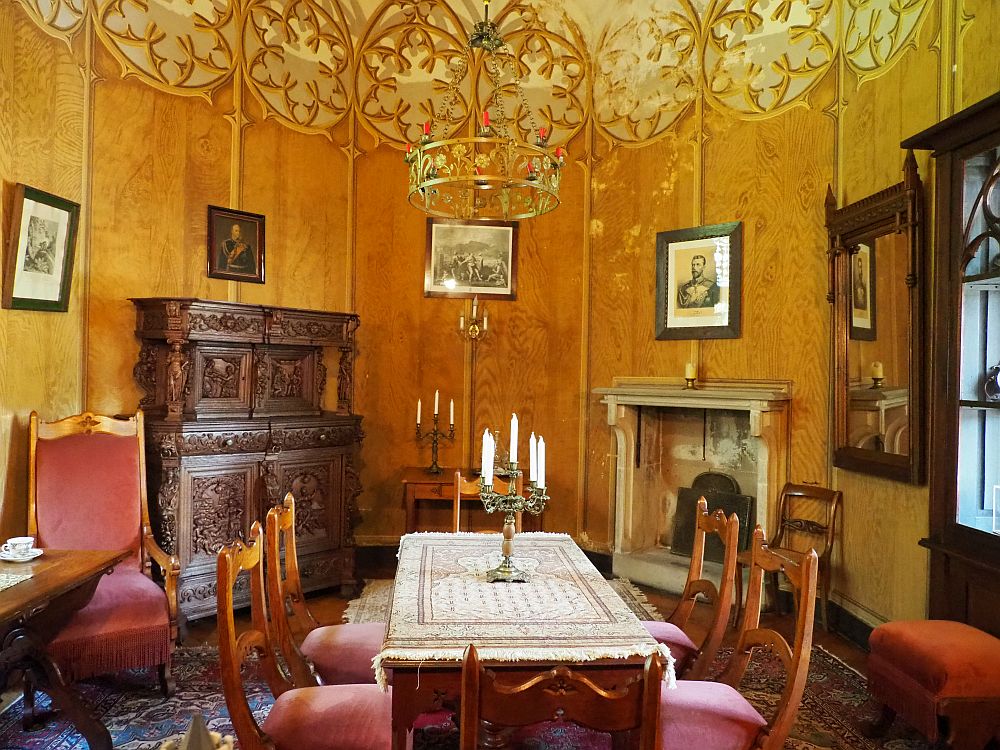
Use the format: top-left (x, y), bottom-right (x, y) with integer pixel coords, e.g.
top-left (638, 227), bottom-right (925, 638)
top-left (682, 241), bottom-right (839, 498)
top-left (416, 412), bottom-right (455, 475)
top-left (480, 461), bottom-right (548, 582)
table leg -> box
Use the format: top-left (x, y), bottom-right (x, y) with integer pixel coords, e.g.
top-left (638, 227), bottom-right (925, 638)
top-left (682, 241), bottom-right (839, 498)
top-left (392, 722), bottom-right (409, 750)
top-left (4, 629), bottom-right (113, 750)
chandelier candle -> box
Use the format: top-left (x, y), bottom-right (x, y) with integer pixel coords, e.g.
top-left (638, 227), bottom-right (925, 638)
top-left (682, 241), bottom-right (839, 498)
top-left (416, 391), bottom-right (455, 474)
top-left (479, 419), bottom-right (549, 583)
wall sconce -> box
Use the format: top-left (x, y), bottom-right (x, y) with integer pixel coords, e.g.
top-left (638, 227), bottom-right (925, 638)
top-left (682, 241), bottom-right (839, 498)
top-left (459, 295), bottom-right (488, 341)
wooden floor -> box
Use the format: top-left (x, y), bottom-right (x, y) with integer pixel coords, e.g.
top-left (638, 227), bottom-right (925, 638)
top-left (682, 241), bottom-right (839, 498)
top-left (185, 580), bottom-right (869, 676)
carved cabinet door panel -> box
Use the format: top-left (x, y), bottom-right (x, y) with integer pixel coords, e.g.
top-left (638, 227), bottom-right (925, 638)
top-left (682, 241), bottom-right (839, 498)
top-left (190, 345), bottom-right (254, 417)
top-left (277, 450), bottom-right (344, 555)
top-left (180, 457), bottom-right (259, 572)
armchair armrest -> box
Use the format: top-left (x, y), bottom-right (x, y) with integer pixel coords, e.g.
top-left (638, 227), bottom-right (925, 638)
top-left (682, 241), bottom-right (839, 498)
top-left (143, 525), bottom-right (181, 642)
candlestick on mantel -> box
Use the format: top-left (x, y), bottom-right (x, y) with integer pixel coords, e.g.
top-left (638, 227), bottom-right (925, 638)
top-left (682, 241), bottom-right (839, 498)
top-left (870, 360), bottom-right (885, 389)
top-left (684, 361), bottom-right (697, 389)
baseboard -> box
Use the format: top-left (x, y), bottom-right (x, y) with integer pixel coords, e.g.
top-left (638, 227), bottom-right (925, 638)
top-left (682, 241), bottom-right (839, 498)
top-left (774, 590), bottom-right (873, 651)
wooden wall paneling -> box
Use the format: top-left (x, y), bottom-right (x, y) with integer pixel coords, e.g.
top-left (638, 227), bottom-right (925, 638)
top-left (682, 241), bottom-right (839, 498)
top-left (0, 3), bottom-right (85, 538)
top-left (582, 115), bottom-right (699, 550)
top-left (469, 137), bottom-right (587, 538)
top-left (958, 0), bottom-right (1000, 109)
top-left (831, 11), bottom-right (942, 626)
top-left (86, 43), bottom-right (231, 416)
top-left (238, 104), bottom-right (351, 312)
top-left (699, 77), bottom-right (836, 490)
top-left (352, 139), bottom-right (465, 542)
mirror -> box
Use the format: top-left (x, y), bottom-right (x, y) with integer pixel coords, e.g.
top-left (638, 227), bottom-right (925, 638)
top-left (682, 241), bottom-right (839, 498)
top-left (825, 152), bottom-right (925, 483)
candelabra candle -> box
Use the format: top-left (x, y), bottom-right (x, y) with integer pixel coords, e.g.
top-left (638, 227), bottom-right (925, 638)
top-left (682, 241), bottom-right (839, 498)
top-left (479, 460), bottom-right (548, 583)
top-left (416, 409), bottom-right (456, 475)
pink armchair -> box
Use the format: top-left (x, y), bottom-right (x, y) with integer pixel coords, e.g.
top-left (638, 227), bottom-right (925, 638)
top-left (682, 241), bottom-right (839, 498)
top-left (27, 410), bottom-right (179, 700)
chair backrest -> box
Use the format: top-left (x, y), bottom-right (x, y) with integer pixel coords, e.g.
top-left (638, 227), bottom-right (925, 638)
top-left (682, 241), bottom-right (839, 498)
top-left (769, 483), bottom-right (842, 559)
top-left (265, 493), bottom-right (320, 687)
top-left (668, 496), bottom-right (739, 679)
top-left (459, 644), bottom-right (661, 750)
top-left (453, 471), bottom-right (519, 533)
top-left (217, 522), bottom-right (292, 750)
top-left (29, 410), bottom-right (150, 569)
top-left (719, 526), bottom-right (819, 750)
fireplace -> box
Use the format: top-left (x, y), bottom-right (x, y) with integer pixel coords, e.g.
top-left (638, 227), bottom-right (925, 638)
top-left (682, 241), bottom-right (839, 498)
top-left (595, 378), bottom-right (791, 592)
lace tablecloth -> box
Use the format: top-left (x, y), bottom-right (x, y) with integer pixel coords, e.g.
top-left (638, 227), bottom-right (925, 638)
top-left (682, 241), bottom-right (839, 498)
top-left (0, 571), bottom-right (32, 592)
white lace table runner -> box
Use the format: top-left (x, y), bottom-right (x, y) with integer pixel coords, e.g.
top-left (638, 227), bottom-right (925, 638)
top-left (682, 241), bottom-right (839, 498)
top-left (374, 532), bottom-right (674, 689)
top-left (0, 571), bottom-right (32, 592)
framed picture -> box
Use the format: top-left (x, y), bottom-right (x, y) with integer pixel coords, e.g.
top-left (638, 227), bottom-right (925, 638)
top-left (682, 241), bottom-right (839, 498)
top-left (2, 184), bottom-right (80, 312)
top-left (207, 205), bottom-right (265, 283)
top-left (655, 221), bottom-right (742, 340)
top-left (424, 218), bottom-right (518, 299)
top-left (849, 242), bottom-right (876, 340)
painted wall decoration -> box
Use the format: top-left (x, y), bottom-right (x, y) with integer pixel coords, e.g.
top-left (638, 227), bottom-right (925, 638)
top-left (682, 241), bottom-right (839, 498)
top-left (16, 0), bottom-right (933, 144)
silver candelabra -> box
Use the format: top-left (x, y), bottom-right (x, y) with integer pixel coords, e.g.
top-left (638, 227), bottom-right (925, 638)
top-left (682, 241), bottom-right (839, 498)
top-left (480, 461), bottom-right (548, 583)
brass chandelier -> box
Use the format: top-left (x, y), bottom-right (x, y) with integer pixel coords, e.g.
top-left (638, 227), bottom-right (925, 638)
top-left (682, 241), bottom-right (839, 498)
top-left (405, 0), bottom-right (565, 221)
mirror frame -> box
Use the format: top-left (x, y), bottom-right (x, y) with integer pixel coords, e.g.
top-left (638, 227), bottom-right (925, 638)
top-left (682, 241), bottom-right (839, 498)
top-left (825, 152), bottom-right (926, 484)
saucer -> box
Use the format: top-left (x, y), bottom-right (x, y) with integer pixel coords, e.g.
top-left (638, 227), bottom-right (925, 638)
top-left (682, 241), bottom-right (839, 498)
top-left (0, 548), bottom-right (43, 563)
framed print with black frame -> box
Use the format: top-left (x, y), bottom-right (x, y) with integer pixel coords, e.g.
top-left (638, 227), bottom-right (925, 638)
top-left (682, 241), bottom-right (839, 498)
top-left (424, 218), bottom-right (518, 300)
top-left (2, 184), bottom-right (80, 312)
top-left (849, 241), bottom-right (876, 340)
top-left (655, 221), bottom-right (742, 340)
top-left (207, 205), bottom-right (265, 283)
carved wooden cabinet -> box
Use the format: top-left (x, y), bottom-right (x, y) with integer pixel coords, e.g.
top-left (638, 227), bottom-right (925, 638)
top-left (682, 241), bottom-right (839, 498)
top-left (131, 298), bottom-right (362, 620)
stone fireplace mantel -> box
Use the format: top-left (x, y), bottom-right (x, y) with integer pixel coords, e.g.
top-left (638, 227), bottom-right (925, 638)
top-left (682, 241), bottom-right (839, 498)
top-left (594, 377), bottom-right (792, 591)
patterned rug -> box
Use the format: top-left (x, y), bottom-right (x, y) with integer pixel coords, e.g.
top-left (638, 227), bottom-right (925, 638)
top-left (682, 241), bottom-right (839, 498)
top-left (0, 581), bottom-right (933, 750)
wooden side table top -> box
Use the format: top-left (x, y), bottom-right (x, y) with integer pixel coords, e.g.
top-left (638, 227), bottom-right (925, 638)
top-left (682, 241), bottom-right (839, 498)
top-left (401, 466), bottom-right (458, 486)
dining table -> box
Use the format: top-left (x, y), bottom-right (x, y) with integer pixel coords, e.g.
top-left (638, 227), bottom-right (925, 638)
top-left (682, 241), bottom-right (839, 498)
top-left (375, 532), bottom-right (673, 749)
top-left (0, 547), bottom-right (129, 750)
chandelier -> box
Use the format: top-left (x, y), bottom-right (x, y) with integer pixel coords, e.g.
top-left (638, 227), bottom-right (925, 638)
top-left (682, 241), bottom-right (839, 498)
top-left (405, 0), bottom-right (565, 221)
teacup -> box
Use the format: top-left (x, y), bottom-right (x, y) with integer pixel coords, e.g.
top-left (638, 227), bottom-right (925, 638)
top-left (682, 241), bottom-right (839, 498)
top-left (2, 536), bottom-right (35, 557)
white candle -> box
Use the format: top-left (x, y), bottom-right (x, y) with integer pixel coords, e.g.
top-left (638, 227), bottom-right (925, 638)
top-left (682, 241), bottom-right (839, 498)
top-left (483, 430), bottom-right (494, 485)
top-left (685, 362), bottom-right (696, 380)
top-left (481, 429), bottom-right (490, 479)
top-left (472, 295), bottom-right (479, 319)
top-left (459, 314), bottom-right (465, 333)
top-left (509, 413), bottom-right (518, 463)
top-left (483, 310), bottom-right (488, 331)
top-left (449, 399), bottom-right (454, 427)
top-left (538, 436), bottom-right (546, 489)
top-left (417, 399), bottom-right (422, 425)
top-left (434, 389), bottom-right (439, 415)
top-left (529, 433), bottom-right (537, 483)
top-left (871, 361), bottom-right (884, 379)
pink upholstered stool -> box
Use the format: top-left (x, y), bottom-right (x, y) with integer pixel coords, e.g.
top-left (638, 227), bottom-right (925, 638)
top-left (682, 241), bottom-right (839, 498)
top-left (868, 620), bottom-right (1000, 750)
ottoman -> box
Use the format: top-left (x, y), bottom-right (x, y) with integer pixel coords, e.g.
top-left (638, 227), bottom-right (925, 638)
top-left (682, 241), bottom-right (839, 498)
top-left (868, 620), bottom-right (1000, 749)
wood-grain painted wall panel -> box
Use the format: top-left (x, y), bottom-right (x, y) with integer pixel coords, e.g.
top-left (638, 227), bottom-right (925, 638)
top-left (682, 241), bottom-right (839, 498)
top-left (0, 5), bottom-right (84, 538)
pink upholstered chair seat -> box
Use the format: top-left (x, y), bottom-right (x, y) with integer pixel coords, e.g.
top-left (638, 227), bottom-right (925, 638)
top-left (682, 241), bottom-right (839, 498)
top-left (659, 679), bottom-right (767, 750)
top-left (641, 621), bottom-right (699, 675)
top-left (48, 566), bottom-right (171, 681)
top-left (262, 684), bottom-right (394, 749)
top-left (868, 619), bottom-right (1000, 741)
top-left (300, 622), bottom-right (386, 685)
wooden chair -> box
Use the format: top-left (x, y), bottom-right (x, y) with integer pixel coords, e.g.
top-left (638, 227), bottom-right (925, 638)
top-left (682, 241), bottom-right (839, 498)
top-left (459, 644), bottom-right (662, 750)
top-left (659, 526), bottom-right (818, 750)
top-left (218, 523), bottom-right (391, 750)
top-left (734, 482), bottom-right (841, 630)
top-left (643, 496), bottom-right (739, 679)
top-left (265, 493), bottom-right (385, 687)
top-left (26, 410), bottom-right (179, 709)
top-left (453, 471), bottom-right (522, 533)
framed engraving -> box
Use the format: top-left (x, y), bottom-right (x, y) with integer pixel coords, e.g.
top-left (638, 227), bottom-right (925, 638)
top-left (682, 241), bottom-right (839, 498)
top-left (424, 218), bottom-right (518, 299)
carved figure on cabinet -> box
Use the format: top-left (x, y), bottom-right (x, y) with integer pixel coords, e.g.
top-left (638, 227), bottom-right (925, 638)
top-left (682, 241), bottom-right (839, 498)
top-left (166, 345), bottom-right (190, 406)
top-left (203, 358), bottom-right (239, 399)
top-left (338, 347), bottom-right (353, 409)
top-left (677, 254), bottom-right (720, 309)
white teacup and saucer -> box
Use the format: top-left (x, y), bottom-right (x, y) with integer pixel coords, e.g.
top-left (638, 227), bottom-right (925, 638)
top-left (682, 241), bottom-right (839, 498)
top-left (0, 536), bottom-right (43, 562)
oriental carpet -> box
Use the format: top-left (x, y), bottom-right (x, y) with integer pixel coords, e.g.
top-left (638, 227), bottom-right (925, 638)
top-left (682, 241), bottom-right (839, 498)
top-left (0, 579), bottom-right (932, 750)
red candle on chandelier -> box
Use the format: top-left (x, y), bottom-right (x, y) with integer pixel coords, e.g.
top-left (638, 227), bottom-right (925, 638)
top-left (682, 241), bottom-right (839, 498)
top-left (423, 121), bottom-right (431, 136)
top-left (483, 110), bottom-right (491, 128)
top-left (539, 127), bottom-right (547, 140)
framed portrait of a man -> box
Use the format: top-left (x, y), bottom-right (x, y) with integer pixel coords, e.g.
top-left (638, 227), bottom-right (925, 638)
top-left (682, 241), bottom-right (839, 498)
top-left (849, 242), bottom-right (876, 340)
top-left (2, 184), bottom-right (80, 312)
top-left (424, 218), bottom-right (517, 299)
top-left (207, 205), bottom-right (265, 283)
top-left (655, 221), bottom-right (742, 340)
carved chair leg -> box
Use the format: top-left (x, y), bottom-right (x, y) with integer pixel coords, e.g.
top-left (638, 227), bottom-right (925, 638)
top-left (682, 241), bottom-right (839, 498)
top-left (158, 662), bottom-right (175, 698)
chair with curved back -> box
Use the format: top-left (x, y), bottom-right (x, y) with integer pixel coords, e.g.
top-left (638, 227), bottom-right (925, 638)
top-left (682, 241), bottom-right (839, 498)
top-left (26, 410), bottom-right (179, 706)
top-left (453, 471), bottom-right (522, 533)
top-left (643, 496), bottom-right (739, 679)
top-left (218, 522), bottom-right (392, 750)
top-left (659, 526), bottom-right (819, 750)
top-left (734, 482), bottom-right (841, 631)
top-left (459, 643), bottom-right (662, 750)
top-left (265, 493), bottom-right (385, 687)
